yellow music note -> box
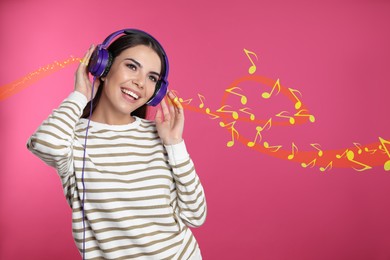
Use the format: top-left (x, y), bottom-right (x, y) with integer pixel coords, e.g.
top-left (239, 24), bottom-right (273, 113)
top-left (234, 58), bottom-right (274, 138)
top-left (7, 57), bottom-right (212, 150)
top-left (301, 158), bottom-right (316, 168)
top-left (205, 108), bottom-right (220, 119)
top-left (276, 111), bottom-right (295, 124)
top-left (288, 88), bottom-right (302, 110)
top-left (219, 121), bottom-right (239, 147)
top-left (263, 141), bottom-right (282, 152)
top-left (247, 126), bottom-right (262, 147)
top-left (287, 142), bottom-right (298, 160)
top-left (178, 98), bottom-right (192, 104)
top-left (259, 118), bottom-right (272, 131)
top-left (243, 48), bottom-right (258, 74)
top-left (262, 79), bottom-right (281, 99)
top-left (225, 87), bottom-right (248, 105)
top-left (336, 149), bottom-right (349, 159)
top-left (216, 105), bottom-right (239, 120)
top-left (364, 147), bottom-right (377, 154)
top-left (198, 94), bottom-right (206, 108)
top-left (239, 107), bottom-right (255, 121)
top-left (320, 161), bottom-right (333, 172)
top-left (378, 137), bottom-right (390, 171)
top-left (346, 150), bottom-right (372, 171)
top-left (310, 143), bottom-right (323, 157)
top-left (353, 143), bottom-right (363, 155)
top-left (294, 109), bottom-right (315, 123)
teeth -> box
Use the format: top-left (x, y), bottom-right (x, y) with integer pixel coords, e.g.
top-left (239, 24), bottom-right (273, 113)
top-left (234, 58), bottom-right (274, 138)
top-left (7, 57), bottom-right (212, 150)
top-left (121, 89), bottom-right (139, 100)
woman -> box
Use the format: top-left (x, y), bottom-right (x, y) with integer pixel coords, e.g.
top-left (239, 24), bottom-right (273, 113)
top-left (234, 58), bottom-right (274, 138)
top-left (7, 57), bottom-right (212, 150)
top-left (27, 29), bottom-right (207, 259)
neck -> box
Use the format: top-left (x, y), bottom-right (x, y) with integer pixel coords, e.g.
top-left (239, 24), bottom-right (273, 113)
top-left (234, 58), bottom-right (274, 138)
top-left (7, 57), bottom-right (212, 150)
top-left (91, 103), bottom-right (135, 125)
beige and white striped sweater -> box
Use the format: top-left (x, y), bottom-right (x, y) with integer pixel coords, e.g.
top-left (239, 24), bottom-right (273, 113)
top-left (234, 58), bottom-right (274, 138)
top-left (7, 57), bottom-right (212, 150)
top-left (27, 91), bottom-right (207, 259)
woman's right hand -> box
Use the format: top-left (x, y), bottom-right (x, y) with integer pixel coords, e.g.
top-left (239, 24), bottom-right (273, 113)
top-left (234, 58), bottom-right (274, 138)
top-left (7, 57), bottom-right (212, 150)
top-left (75, 45), bottom-right (100, 101)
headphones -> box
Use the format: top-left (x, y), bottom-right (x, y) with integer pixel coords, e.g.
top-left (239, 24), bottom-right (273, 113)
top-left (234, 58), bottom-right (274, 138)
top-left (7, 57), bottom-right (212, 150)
top-left (88, 29), bottom-right (169, 106)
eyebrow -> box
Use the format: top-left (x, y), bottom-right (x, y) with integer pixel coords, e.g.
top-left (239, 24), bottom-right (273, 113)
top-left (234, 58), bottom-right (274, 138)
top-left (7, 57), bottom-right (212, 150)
top-left (125, 58), bottom-right (161, 78)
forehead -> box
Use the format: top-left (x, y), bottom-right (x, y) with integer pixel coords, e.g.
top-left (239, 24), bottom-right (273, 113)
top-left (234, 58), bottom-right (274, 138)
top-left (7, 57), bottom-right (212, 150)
top-left (118, 45), bottom-right (161, 71)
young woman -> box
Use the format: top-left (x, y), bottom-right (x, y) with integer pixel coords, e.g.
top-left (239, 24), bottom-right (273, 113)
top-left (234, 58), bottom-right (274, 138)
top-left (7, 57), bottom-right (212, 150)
top-left (27, 29), bottom-right (207, 259)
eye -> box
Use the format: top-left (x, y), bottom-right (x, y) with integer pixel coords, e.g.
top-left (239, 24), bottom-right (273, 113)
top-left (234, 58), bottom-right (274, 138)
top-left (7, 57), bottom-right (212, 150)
top-left (126, 63), bottom-right (137, 71)
top-left (149, 75), bottom-right (158, 83)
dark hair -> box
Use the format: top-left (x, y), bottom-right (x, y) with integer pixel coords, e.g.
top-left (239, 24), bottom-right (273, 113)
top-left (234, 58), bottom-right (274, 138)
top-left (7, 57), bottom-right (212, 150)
top-left (81, 31), bottom-right (167, 119)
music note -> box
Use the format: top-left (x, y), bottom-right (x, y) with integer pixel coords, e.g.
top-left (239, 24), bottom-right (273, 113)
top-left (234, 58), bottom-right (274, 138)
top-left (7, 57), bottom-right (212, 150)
top-left (364, 147), bottom-right (377, 154)
top-left (336, 149), bottom-right (349, 159)
top-left (243, 48), bottom-right (258, 74)
top-left (178, 98), bottom-right (192, 105)
top-left (353, 143), bottom-right (363, 155)
top-left (219, 121), bottom-right (239, 147)
top-left (310, 143), bottom-right (323, 157)
top-left (276, 111), bottom-right (295, 124)
top-left (287, 142), bottom-right (298, 160)
top-left (216, 105), bottom-right (239, 120)
top-left (263, 141), bottom-right (282, 152)
top-left (378, 137), bottom-right (390, 171)
top-left (320, 161), bottom-right (333, 172)
top-left (346, 150), bottom-right (372, 171)
top-left (205, 108), bottom-right (220, 119)
top-left (288, 88), bottom-right (302, 110)
top-left (259, 118), bottom-right (272, 131)
top-left (225, 87), bottom-right (248, 105)
top-left (198, 94), bottom-right (206, 108)
top-left (247, 126), bottom-right (262, 147)
top-left (239, 107), bottom-right (255, 121)
top-left (294, 109), bottom-right (315, 123)
top-left (262, 79), bottom-right (281, 99)
top-left (301, 158), bottom-right (316, 168)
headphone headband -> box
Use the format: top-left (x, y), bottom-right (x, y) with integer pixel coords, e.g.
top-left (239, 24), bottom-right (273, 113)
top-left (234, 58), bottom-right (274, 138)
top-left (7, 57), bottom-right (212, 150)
top-left (88, 29), bottom-right (169, 106)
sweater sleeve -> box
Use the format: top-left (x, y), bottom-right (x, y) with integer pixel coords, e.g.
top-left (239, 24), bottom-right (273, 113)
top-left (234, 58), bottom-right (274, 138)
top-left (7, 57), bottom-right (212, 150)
top-left (165, 141), bottom-right (207, 228)
top-left (27, 91), bottom-right (88, 176)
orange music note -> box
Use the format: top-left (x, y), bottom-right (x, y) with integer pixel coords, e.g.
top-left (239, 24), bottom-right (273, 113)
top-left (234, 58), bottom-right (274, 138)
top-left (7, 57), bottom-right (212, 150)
top-left (219, 121), bottom-right (239, 147)
top-left (216, 105), bottom-right (239, 120)
top-left (262, 79), bottom-right (281, 99)
top-left (320, 161), bottom-right (333, 172)
top-left (239, 107), bottom-right (255, 121)
top-left (378, 137), bottom-right (390, 171)
top-left (301, 158), bottom-right (316, 168)
top-left (288, 88), bottom-right (302, 110)
top-left (310, 143), bottom-right (323, 157)
top-left (225, 87), bottom-right (248, 105)
top-left (198, 94), bottom-right (206, 108)
top-left (287, 142), bottom-right (298, 160)
top-left (346, 150), bottom-right (372, 171)
top-left (353, 143), bottom-right (363, 155)
top-left (263, 141), bottom-right (282, 152)
top-left (243, 48), bottom-right (258, 74)
top-left (294, 109), bottom-right (315, 123)
top-left (247, 126), bottom-right (263, 147)
top-left (276, 111), bottom-right (295, 124)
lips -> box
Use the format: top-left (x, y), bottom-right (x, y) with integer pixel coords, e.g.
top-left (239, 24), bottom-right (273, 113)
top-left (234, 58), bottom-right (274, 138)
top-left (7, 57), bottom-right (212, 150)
top-left (121, 88), bottom-right (140, 100)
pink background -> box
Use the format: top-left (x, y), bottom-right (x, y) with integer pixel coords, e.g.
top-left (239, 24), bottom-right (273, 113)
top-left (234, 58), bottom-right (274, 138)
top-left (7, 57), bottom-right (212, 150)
top-left (1, 0), bottom-right (390, 259)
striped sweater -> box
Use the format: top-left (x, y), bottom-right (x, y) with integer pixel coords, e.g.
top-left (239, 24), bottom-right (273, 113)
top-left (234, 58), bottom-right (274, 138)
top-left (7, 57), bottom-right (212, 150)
top-left (27, 91), bottom-right (207, 259)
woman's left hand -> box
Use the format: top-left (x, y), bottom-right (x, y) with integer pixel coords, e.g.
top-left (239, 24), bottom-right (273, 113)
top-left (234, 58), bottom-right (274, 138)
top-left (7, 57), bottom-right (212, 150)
top-left (155, 91), bottom-right (184, 145)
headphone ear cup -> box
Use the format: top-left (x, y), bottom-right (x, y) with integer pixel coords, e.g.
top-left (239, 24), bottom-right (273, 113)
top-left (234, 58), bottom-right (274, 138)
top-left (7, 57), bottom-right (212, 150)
top-left (100, 52), bottom-right (113, 78)
top-left (88, 46), bottom-right (111, 77)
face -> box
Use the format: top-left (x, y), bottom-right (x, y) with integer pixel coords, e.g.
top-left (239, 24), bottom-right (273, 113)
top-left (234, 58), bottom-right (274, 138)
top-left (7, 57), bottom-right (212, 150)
top-left (99, 45), bottom-right (162, 120)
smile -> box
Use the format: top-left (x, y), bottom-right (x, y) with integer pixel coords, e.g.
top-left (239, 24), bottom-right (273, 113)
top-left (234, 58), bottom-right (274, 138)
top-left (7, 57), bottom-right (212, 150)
top-left (121, 88), bottom-right (139, 100)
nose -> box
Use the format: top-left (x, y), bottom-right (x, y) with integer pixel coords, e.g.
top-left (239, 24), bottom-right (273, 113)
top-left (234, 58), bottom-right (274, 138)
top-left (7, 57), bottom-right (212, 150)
top-left (132, 73), bottom-right (146, 88)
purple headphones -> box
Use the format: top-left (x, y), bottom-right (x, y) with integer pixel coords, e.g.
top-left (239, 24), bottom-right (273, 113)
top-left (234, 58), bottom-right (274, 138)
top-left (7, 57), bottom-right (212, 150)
top-left (88, 29), bottom-right (169, 106)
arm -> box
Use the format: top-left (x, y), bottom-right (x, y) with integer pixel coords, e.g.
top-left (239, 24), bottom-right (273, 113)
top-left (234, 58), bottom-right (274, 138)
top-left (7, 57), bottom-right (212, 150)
top-left (166, 141), bottom-right (207, 227)
top-left (27, 45), bottom-right (97, 175)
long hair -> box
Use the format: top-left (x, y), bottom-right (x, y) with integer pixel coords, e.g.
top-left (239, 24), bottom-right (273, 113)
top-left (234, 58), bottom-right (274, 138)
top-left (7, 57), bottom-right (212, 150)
top-left (81, 31), bottom-right (167, 119)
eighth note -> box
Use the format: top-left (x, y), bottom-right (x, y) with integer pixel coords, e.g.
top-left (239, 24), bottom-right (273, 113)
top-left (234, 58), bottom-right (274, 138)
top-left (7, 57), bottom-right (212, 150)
top-left (243, 48), bottom-right (258, 74)
top-left (288, 142), bottom-right (298, 160)
top-left (225, 87), bottom-right (248, 105)
top-left (262, 79), bottom-right (281, 99)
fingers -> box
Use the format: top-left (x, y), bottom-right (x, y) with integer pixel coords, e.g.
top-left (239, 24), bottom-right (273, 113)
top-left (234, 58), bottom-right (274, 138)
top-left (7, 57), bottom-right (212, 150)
top-left (80, 44), bottom-right (95, 67)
